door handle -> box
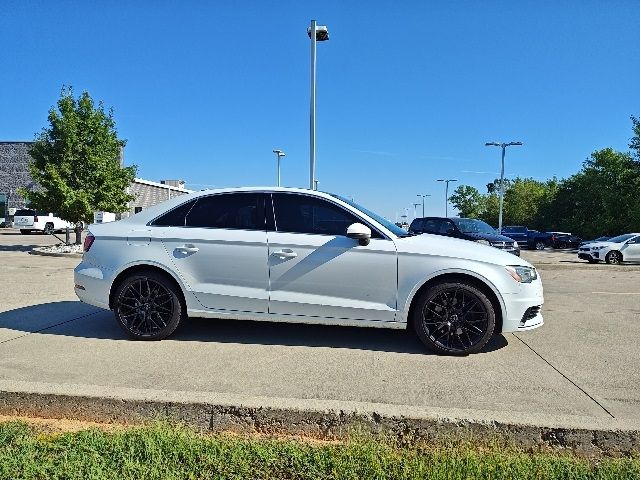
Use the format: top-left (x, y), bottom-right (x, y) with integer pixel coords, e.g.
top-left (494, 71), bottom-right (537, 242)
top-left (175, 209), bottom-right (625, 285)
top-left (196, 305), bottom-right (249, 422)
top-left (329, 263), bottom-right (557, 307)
top-left (176, 245), bottom-right (199, 254)
top-left (272, 249), bottom-right (297, 259)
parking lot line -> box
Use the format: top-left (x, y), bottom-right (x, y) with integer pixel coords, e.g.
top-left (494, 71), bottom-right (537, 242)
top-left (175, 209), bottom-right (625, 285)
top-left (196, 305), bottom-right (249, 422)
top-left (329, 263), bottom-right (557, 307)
top-left (591, 292), bottom-right (640, 295)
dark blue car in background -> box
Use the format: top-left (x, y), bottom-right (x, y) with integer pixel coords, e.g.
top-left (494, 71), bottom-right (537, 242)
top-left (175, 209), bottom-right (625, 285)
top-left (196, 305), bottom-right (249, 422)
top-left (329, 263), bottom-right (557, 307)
top-left (409, 217), bottom-right (521, 256)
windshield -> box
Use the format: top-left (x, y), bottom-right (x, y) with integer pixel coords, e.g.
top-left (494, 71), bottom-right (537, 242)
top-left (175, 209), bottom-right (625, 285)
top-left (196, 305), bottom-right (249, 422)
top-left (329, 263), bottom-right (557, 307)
top-left (451, 218), bottom-right (497, 235)
top-left (607, 234), bottom-right (636, 243)
top-left (330, 194), bottom-right (410, 237)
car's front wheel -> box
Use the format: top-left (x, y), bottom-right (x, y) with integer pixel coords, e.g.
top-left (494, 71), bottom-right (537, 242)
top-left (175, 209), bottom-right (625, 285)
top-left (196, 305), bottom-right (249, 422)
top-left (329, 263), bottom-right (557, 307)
top-left (412, 281), bottom-right (495, 355)
top-left (113, 271), bottom-right (184, 340)
top-left (605, 251), bottom-right (623, 265)
top-left (535, 241), bottom-right (546, 250)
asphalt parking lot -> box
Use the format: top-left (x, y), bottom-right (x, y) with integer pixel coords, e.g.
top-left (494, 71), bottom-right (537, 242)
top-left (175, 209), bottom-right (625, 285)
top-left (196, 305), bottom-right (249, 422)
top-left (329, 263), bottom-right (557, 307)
top-left (0, 229), bottom-right (639, 431)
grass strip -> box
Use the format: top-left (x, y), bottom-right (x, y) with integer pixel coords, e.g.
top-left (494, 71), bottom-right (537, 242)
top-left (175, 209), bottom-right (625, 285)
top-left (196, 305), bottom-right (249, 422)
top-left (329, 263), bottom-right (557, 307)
top-left (0, 420), bottom-right (639, 479)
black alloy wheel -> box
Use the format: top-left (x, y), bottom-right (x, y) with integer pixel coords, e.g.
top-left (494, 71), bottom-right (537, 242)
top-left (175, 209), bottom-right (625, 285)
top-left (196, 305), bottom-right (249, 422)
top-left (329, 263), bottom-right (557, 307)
top-left (113, 271), bottom-right (184, 340)
top-left (413, 282), bottom-right (495, 355)
top-left (605, 251), bottom-right (623, 265)
top-left (535, 241), bottom-right (546, 250)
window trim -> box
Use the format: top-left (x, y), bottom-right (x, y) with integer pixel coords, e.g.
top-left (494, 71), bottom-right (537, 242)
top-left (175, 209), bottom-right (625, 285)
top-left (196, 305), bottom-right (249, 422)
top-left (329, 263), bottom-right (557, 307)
top-left (270, 192), bottom-right (389, 240)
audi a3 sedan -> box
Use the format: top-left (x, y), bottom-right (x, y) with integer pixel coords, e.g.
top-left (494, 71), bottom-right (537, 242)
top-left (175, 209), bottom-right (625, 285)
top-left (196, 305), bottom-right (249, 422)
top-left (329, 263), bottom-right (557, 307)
top-left (75, 187), bottom-right (544, 355)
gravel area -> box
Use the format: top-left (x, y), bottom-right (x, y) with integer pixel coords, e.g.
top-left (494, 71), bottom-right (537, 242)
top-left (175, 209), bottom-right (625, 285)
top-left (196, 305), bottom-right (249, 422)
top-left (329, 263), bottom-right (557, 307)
top-left (37, 243), bottom-right (84, 254)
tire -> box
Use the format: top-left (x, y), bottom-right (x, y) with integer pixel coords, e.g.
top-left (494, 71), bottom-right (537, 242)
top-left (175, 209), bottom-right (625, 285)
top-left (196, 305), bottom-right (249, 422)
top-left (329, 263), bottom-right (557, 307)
top-left (605, 251), bottom-right (622, 265)
top-left (43, 223), bottom-right (54, 235)
top-left (20, 229), bottom-right (30, 235)
top-left (534, 241), bottom-right (546, 250)
top-left (113, 270), bottom-right (185, 340)
top-left (412, 281), bottom-right (496, 355)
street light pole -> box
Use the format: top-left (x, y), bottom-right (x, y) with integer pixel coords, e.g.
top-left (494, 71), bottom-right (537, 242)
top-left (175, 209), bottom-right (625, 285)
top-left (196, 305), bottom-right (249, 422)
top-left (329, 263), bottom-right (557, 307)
top-left (436, 179), bottom-right (458, 217)
top-left (413, 202), bottom-right (421, 219)
top-left (485, 141), bottom-right (523, 231)
top-left (273, 149), bottom-right (286, 186)
top-left (416, 194), bottom-right (431, 217)
top-left (308, 20), bottom-right (329, 190)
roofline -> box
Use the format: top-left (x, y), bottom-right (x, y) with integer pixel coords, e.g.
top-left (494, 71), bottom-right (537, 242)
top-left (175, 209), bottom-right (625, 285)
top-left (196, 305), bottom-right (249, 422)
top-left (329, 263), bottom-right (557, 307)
top-left (133, 177), bottom-right (194, 193)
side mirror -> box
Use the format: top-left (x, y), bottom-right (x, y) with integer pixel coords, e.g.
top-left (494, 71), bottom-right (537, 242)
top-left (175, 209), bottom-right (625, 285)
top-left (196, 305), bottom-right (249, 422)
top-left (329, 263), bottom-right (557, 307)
top-left (346, 223), bottom-right (371, 246)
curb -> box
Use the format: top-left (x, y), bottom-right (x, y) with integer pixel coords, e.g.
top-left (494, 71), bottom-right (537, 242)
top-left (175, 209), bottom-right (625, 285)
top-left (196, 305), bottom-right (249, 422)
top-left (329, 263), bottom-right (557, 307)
top-left (28, 247), bottom-right (83, 259)
top-left (0, 390), bottom-right (638, 456)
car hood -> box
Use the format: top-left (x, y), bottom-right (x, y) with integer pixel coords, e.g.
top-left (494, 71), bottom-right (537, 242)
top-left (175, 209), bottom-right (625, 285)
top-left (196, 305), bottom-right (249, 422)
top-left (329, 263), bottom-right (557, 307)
top-left (586, 242), bottom-right (616, 249)
top-left (461, 232), bottom-right (517, 243)
top-left (397, 233), bottom-right (533, 267)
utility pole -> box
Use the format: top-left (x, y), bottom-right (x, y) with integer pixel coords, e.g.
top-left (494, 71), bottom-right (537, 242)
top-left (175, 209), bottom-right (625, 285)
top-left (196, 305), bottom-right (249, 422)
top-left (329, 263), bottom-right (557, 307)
top-left (416, 194), bottom-right (431, 217)
top-left (273, 149), bottom-right (286, 186)
top-left (308, 20), bottom-right (329, 190)
top-left (436, 179), bottom-right (458, 217)
top-left (485, 141), bottom-right (523, 230)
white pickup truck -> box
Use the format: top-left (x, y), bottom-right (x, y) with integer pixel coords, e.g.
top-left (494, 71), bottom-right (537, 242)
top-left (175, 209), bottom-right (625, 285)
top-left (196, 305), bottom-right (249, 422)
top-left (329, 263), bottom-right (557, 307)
top-left (13, 209), bottom-right (75, 234)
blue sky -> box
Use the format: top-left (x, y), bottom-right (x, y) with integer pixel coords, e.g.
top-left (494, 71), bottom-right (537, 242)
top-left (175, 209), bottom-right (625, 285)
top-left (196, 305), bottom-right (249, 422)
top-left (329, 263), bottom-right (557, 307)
top-left (1, 1), bottom-right (638, 221)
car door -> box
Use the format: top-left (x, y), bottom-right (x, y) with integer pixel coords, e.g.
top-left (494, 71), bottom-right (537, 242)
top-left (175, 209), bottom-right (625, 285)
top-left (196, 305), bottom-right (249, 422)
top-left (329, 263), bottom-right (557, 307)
top-left (622, 236), bottom-right (640, 261)
top-left (157, 192), bottom-right (269, 313)
top-left (268, 193), bottom-right (398, 322)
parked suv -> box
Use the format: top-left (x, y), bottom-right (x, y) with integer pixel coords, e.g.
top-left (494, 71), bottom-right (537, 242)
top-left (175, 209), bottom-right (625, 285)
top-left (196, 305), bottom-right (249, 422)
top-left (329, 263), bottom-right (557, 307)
top-left (13, 209), bottom-right (74, 234)
top-left (409, 217), bottom-right (520, 256)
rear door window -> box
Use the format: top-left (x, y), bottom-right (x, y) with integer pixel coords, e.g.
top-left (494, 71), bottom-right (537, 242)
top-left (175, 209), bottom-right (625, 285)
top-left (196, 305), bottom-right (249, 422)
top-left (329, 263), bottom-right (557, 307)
top-left (185, 193), bottom-right (265, 230)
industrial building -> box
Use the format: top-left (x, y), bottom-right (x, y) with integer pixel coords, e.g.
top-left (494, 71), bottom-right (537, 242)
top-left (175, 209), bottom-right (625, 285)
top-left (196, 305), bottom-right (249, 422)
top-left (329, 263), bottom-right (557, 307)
top-left (0, 141), bottom-right (190, 225)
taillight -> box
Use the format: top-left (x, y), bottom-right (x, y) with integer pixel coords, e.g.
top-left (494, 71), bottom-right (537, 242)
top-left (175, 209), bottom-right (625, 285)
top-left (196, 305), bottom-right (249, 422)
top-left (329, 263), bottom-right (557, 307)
top-left (83, 234), bottom-right (95, 252)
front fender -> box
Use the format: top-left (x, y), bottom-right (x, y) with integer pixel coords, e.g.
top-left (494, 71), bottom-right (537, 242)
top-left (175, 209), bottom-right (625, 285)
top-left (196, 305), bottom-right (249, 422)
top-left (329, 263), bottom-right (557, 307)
top-left (397, 266), bottom-right (508, 325)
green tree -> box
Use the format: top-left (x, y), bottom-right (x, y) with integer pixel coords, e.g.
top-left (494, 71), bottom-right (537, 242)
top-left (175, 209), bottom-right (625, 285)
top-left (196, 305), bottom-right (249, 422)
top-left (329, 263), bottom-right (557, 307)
top-left (449, 185), bottom-right (486, 218)
top-left (22, 87), bottom-right (136, 243)
top-left (630, 115), bottom-right (640, 160)
top-left (541, 148), bottom-right (640, 237)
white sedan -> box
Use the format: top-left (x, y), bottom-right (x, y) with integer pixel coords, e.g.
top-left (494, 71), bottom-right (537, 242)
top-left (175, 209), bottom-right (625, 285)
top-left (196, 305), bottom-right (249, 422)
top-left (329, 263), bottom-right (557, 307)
top-left (578, 233), bottom-right (640, 264)
top-left (74, 187), bottom-right (544, 355)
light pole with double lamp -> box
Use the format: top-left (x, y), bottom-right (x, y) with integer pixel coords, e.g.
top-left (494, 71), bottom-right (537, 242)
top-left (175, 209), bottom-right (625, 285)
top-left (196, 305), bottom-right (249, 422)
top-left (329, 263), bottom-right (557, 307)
top-left (416, 194), bottom-right (431, 217)
top-left (273, 149), bottom-right (286, 187)
top-left (308, 20), bottom-right (329, 190)
top-left (484, 141), bottom-right (523, 231)
top-left (436, 179), bottom-right (457, 217)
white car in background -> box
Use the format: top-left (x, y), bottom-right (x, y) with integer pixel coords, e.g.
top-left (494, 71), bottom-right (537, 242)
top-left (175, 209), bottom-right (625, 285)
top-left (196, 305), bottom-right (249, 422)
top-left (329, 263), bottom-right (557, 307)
top-left (13, 209), bottom-right (74, 234)
top-left (578, 233), bottom-right (640, 264)
top-left (74, 187), bottom-right (544, 355)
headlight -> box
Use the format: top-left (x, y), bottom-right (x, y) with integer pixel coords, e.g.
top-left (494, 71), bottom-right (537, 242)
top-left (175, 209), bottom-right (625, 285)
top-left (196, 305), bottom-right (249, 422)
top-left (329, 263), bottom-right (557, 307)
top-left (505, 265), bottom-right (538, 283)
top-left (475, 239), bottom-right (490, 246)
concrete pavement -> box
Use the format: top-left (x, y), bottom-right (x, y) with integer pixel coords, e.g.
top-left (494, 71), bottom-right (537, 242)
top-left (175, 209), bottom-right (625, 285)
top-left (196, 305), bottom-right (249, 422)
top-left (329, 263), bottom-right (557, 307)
top-left (0, 229), bottom-right (639, 451)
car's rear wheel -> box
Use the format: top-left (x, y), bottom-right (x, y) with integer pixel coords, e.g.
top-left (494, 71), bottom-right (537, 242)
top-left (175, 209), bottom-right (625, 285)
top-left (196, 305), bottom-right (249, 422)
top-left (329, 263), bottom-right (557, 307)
top-left (605, 251), bottom-right (622, 265)
top-left (413, 281), bottom-right (495, 355)
top-left (535, 241), bottom-right (546, 250)
top-left (113, 271), bottom-right (184, 340)
top-left (43, 223), bottom-right (54, 235)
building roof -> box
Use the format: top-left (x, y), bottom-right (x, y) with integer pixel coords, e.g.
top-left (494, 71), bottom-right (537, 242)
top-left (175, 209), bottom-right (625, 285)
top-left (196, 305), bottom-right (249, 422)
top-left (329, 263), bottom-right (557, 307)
top-left (133, 177), bottom-right (193, 193)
